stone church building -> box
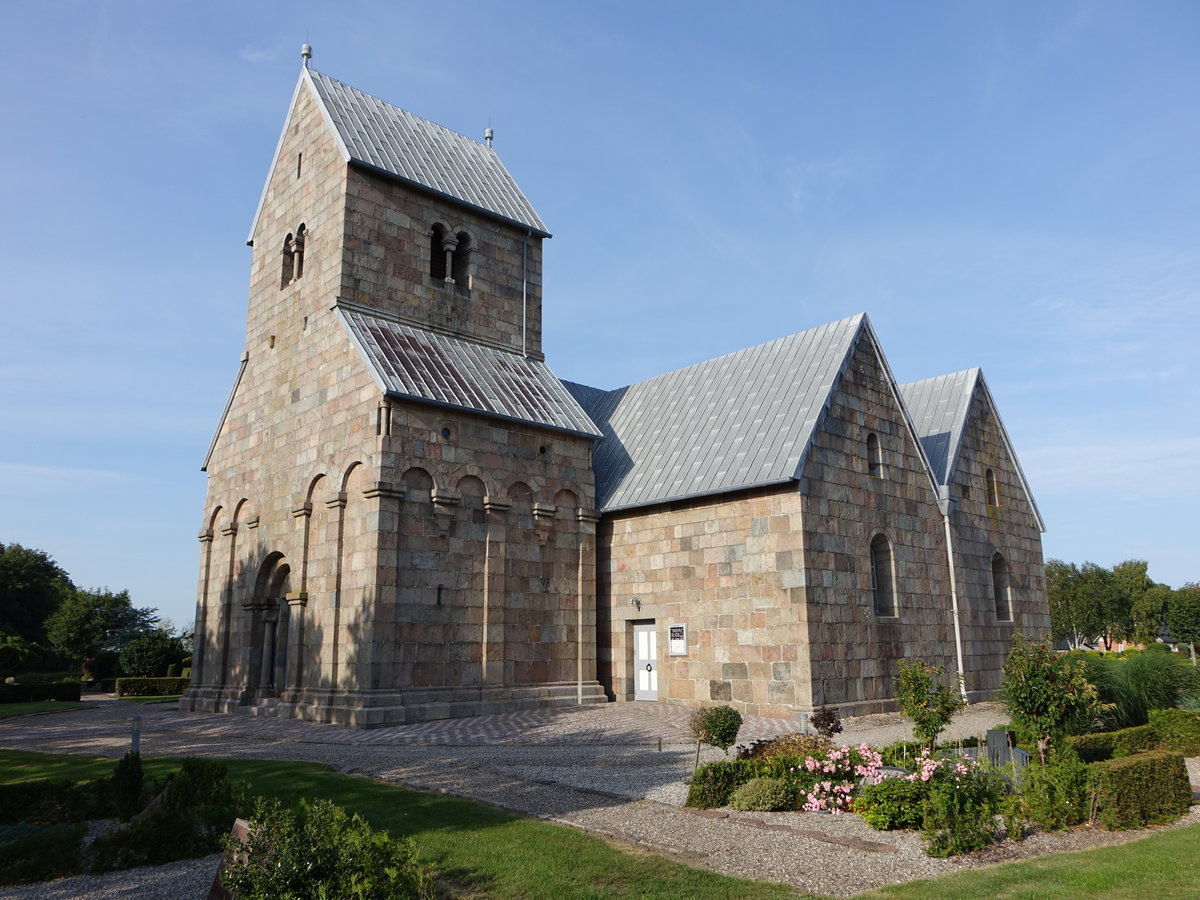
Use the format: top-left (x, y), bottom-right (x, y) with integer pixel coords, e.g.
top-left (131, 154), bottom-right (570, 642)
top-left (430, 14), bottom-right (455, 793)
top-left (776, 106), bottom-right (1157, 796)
top-left (182, 55), bottom-right (1048, 728)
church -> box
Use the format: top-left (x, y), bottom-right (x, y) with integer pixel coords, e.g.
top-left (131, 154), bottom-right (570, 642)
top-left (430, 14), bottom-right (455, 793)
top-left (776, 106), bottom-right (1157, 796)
top-left (181, 50), bottom-right (1049, 728)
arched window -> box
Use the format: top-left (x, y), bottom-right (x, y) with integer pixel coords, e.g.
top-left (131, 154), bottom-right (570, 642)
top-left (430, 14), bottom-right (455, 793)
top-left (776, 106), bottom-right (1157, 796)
top-left (870, 533), bottom-right (896, 617)
top-left (867, 432), bottom-right (884, 478)
top-left (280, 232), bottom-right (294, 289)
top-left (429, 224), bottom-right (448, 280)
top-left (985, 468), bottom-right (999, 506)
top-left (451, 230), bottom-right (472, 293)
top-left (293, 224), bottom-right (306, 281)
top-left (992, 553), bottom-right (1012, 620)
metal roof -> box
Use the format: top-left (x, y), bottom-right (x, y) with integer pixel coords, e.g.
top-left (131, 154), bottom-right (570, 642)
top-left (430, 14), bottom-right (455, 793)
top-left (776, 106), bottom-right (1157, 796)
top-left (337, 304), bottom-right (600, 438)
top-left (900, 369), bottom-right (1045, 531)
top-left (567, 315), bottom-right (868, 511)
top-left (307, 69), bottom-right (549, 236)
top-left (898, 368), bottom-right (979, 486)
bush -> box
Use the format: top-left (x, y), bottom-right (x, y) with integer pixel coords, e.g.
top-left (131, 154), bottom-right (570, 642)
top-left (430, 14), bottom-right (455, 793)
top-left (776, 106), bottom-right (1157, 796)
top-left (1149, 708), bottom-right (1200, 756)
top-left (0, 681), bottom-right (81, 703)
top-left (736, 733), bottom-right (831, 761)
top-left (113, 752), bottom-right (144, 822)
top-left (1091, 750), bottom-right (1192, 830)
top-left (690, 705), bottom-right (743, 752)
top-left (1076, 650), bottom-right (1200, 729)
top-left (1066, 725), bottom-right (1159, 763)
top-left (855, 777), bottom-right (927, 830)
top-left (685, 759), bottom-right (760, 808)
top-left (810, 706), bottom-right (843, 739)
top-left (729, 777), bottom-right (795, 812)
top-left (114, 676), bottom-right (189, 697)
top-left (220, 797), bottom-right (433, 899)
top-left (1022, 748), bottom-right (1091, 831)
top-left (119, 630), bottom-right (187, 678)
top-left (0, 822), bottom-right (85, 885)
top-left (0, 777), bottom-right (112, 825)
top-left (920, 759), bottom-right (1005, 857)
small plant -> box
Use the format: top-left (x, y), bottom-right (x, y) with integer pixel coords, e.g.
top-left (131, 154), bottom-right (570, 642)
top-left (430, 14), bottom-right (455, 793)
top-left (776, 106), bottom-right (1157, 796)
top-left (1022, 747), bottom-right (1091, 831)
top-left (794, 744), bottom-right (882, 814)
top-left (684, 759), bottom-right (760, 808)
top-left (220, 797), bottom-right (433, 899)
top-left (810, 706), bottom-right (842, 739)
top-left (689, 705), bottom-right (743, 771)
top-left (113, 752), bottom-right (143, 822)
top-left (918, 755), bottom-right (1004, 857)
top-left (896, 659), bottom-right (964, 751)
top-left (728, 777), bottom-right (795, 812)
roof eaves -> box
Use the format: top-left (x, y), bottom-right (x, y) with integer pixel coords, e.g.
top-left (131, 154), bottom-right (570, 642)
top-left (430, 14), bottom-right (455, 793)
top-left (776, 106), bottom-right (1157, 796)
top-left (202, 353), bottom-right (249, 472)
top-left (974, 373), bottom-right (1047, 533)
top-left (600, 476), bottom-right (798, 515)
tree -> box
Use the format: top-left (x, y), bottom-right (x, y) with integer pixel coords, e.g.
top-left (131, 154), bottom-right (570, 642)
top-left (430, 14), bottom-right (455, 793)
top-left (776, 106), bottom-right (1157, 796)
top-left (45, 588), bottom-right (159, 663)
top-left (1166, 584), bottom-right (1200, 666)
top-left (895, 659), bottom-right (963, 751)
top-left (1046, 560), bottom-right (1099, 649)
top-left (1112, 559), bottom-right (1163, 646)
top-left (0, 543), bottom-right (74, 643)
top-left (119, 629), bottom-right (187, 677)
top-left (1079, 562), bottom-right (1130, 651)
top-left (1001, 633), bottom-right (1107, 765)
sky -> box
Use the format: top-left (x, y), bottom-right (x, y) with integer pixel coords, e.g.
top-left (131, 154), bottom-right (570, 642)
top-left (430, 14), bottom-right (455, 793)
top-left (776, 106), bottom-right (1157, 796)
top-left (1, 1), bottom-right (1197, 629)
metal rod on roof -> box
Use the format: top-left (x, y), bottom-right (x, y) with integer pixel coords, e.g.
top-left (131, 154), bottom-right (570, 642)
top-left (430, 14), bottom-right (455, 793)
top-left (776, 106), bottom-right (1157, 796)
top-left (522, 231), bottom-right (529, 357)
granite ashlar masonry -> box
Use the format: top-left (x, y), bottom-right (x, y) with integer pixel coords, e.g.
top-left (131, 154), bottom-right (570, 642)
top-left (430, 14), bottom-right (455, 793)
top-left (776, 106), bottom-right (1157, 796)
top-left (185, 53), bottom-right (1049, 728)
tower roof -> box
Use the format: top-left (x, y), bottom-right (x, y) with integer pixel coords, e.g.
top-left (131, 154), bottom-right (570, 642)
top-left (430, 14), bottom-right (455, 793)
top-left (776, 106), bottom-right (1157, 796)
top-left (249, 67), bottom-right (550, 242)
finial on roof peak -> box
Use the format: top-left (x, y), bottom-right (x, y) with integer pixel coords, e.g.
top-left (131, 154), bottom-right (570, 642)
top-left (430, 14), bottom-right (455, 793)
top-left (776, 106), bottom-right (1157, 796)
top-left (301, 43), bottom-right (312, 68)
top-left (484, 127), bottom-right (494, 148)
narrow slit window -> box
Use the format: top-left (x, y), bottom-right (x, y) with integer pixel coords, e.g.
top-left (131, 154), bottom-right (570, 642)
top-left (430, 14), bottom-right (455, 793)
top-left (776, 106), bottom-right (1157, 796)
top-left (870, 533), bottom-right (895, 617)
top-left (280, 233), bottom-right (294, 289)
top-left (867, 433), bottom-right (884, 478)
top-left (429, 224), bottom-right (447, 279)
top-left (992, 553), bottom-right (1012, 620)
top-left (986, 468), bottom-right (999, 506)
top-left (451, 230), bottom-right (472, 293)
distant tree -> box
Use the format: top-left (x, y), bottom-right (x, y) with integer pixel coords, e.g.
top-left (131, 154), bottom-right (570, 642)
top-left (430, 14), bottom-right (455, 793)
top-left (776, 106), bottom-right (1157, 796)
top-left (1112, 560), bottom-right (1163, 646)
top-left (1166, 584), bottom-right (1200, 666)
top-left (1047, 560), bottom-right (1099, 649)
top-left (1002, 634), bottom-right (1107, 765)
top-left (119, 629), bottom-right (187, 677)
top-left (45, 588), bottom-right (159, 663)
top-left (0, 543), bottom-right (74, 643)
top-left (1079, 562), bottom-right (1130, 651)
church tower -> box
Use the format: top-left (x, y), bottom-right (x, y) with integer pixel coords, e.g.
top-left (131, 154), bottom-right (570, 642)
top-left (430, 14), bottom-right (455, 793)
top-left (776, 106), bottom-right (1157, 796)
top-left (183, 48), bottom-right (604, 727)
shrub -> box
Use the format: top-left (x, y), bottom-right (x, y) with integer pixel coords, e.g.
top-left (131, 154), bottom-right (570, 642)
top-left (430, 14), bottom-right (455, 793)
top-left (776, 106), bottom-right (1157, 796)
top-left (120, 630), bottom-right (187, 679)
top-left (114, 676), bottom-right (189, 697)
top-left (1091, 750), bottom-right (1192, 830)
top-left (1066, 725), bottom-right (1159, 763)
top-left (0, 822), bottom-right (85, 885)
top-left (855, 777), bottom-right (927, 830)
top-left (113, 752), bottom-right (144, 822)
top-left (1149, 708), bottom-right (1200, 756)
top-left (896, 659), bottom-right (964, 751)
top-left (0, 776), bottom-right (112, 825)
top-left (689, 705), bottom-right (743, 771)
top-left (1022, 747), bottom-right (1091, 831)
top-left (795, 744), bottom-right (883, 814)
top-left (920, 757), bottom-right (1005, 857)
top-left (1076, 649), bottom-right (1200, 729)
top-left (729, 777), bottom-right (795, 812)
top-left (685, 759), bottom-right (760, 808)
top-left (736, 733), bottom-right (831, 761)
top-left (810, 706), bottom-right (843, 739)
top-left (220, 797), bottom-right (433, 899)
top-left (0, 681), bottom-right (81, 703)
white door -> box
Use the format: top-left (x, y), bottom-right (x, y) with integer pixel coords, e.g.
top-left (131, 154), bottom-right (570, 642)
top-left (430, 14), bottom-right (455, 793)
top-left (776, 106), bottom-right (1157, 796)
top-left (634, 623), bottom-right (658, 701)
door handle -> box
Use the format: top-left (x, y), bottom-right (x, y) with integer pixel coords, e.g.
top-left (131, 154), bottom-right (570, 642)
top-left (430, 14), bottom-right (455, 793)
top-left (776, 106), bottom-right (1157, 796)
top-left (645, 663), bottom-right (653, 672)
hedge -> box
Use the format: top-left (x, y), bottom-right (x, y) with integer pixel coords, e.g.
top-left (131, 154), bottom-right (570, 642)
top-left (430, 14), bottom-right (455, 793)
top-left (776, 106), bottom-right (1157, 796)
top-left (1148, 708), bottom-right (1200, 756)
top-left (685, 759), bottom-right (761, 808)
top-left (114, 677), bottom-right (190, 697)
top-left (1066, 725), bottom-right (1158, 763)
top-left (1090, 750), bottom-right (1192, 830)
top-left (0, 682), bottom-right (82, 703)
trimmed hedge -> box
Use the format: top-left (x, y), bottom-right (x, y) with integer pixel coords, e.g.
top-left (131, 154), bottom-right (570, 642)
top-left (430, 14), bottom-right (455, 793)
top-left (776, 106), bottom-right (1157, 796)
top-left (1149, 708), bottom-right (1200, 756)
top-left (1067, 725), bottom-right (1158, 763)
top-left (0, 682), bottom-right (81, 703)
top-left (1090, 750), bottom-right (1192, 830)
top-left (0, 777), bottom-right (113, 825)
top-left (114, 677), bottom-right (189, 697)
top-left (685, 759), bottom-right (761, 808)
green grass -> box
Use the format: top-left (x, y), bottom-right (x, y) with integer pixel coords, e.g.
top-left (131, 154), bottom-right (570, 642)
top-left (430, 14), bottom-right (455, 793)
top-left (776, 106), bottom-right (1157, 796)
top-left (0, 701), bottom-right (86, 720)
top-left (2, 749), bottom-right (1197, 899)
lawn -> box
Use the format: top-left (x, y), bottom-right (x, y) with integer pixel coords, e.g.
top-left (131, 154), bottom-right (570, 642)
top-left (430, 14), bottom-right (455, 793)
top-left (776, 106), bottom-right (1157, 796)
top-left (0, 701), bottom-right (86, 720)
top-left (1, 749), bottom-right (1197, 899)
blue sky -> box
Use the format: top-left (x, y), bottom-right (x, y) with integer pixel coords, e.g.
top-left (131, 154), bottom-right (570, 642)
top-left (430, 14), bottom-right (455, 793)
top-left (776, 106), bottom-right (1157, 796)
top-left (2, 1), bottom-right (1197, 629)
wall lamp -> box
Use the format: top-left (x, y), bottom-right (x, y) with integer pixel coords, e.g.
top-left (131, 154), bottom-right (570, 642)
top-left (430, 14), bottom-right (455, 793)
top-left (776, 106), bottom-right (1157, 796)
top-left (629, 597), bottom-right (641, 611)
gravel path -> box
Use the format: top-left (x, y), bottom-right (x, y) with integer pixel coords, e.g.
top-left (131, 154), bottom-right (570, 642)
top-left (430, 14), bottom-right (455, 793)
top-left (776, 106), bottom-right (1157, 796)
top-left (1, 698), bottom-right (1197, 898)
